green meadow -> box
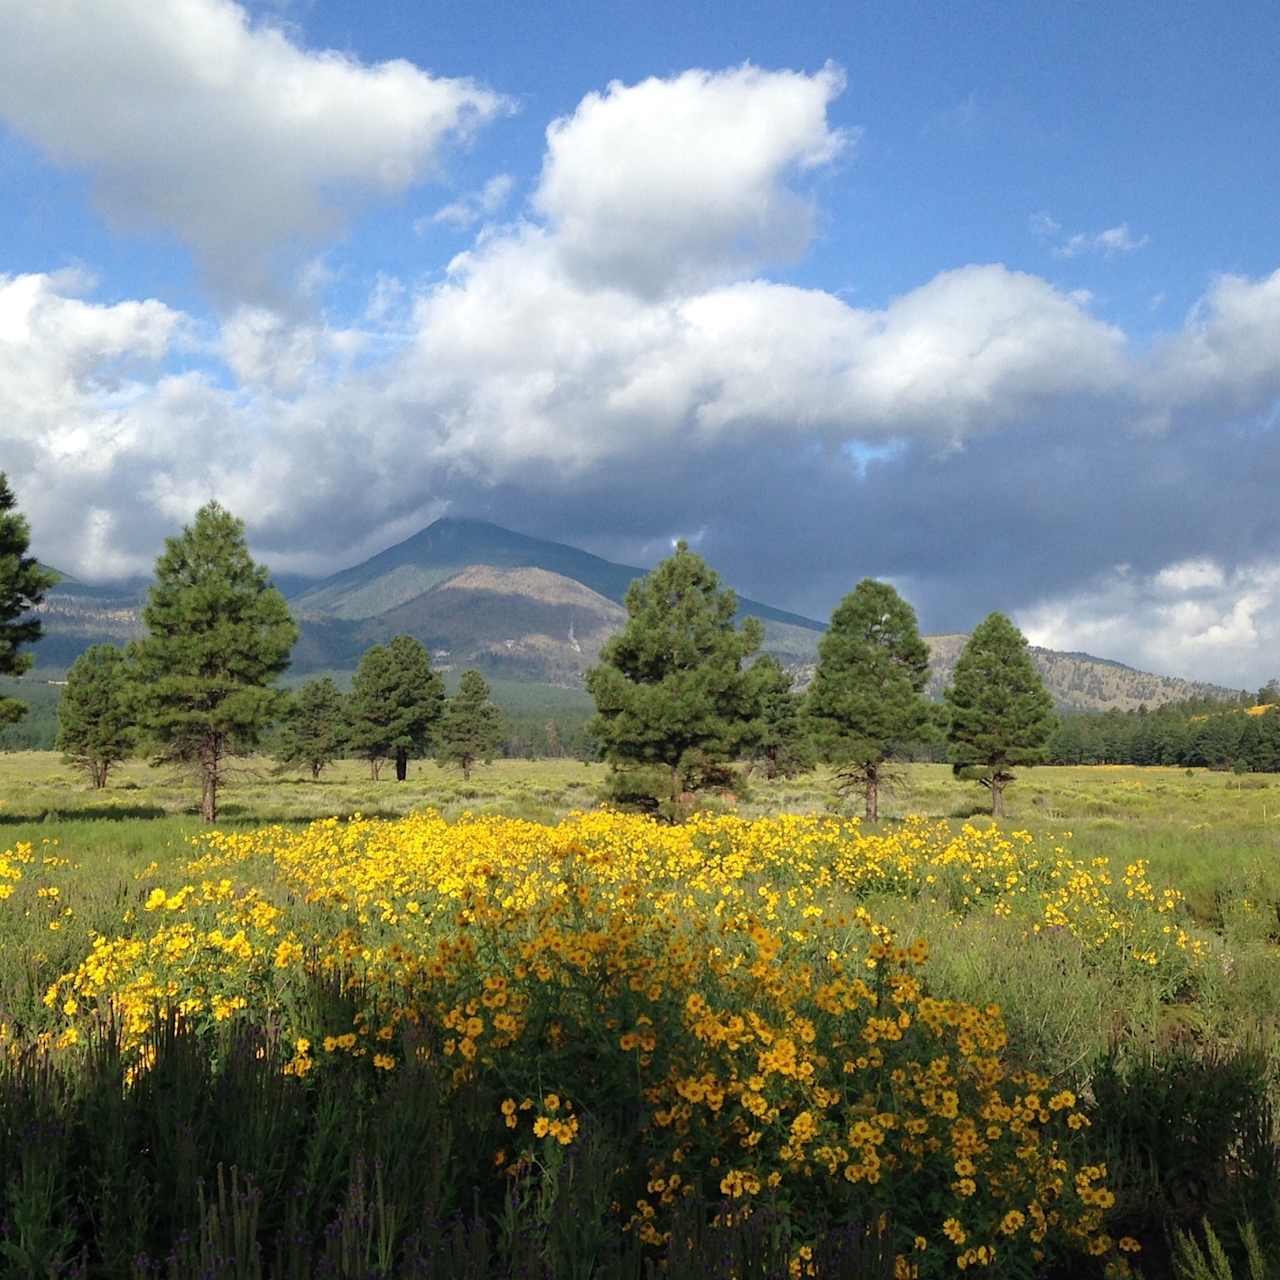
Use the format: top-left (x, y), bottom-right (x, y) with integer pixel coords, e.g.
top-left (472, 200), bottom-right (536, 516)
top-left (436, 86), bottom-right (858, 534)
top-left (3, 755), bottom-right (1279, 1277)
top-left (6, 753), bottom-right (1279, 1070)
top-left (5, 753), bottom-right (1277, 904)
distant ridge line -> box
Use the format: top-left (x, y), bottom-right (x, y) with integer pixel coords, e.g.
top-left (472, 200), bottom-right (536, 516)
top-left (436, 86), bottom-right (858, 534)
top-left (28, 519), bottom-right (1243, 710)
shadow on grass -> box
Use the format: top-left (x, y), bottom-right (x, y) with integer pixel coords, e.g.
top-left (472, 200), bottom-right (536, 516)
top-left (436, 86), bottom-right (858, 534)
top-left (948, 802), bottom-right (997, 820)
top-left (0, 804), bottom-right (169, 824)
top-left (4, 802), bottom-right (515, 830)
top-left (211, 804), bottom-right (412, 824)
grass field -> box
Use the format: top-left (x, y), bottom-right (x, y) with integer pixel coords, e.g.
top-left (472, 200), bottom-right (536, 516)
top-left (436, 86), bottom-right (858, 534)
top-left (2, 755), bottom-right (1279, 1277)
top-left (5, 754), bottom-right (1278, 907)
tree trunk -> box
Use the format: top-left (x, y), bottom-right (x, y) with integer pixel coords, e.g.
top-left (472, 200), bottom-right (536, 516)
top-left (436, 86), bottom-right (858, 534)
top-left (94, 760), bottom-right (108, 789)
top-left (201, 762), bottom-right (216, 821)
top-left (370, 757), bottom-right (382, 781)
top-left (463, 753), bottom-right (473, 781)
top-left (311, 762), bottom-right (321, 781)
top-left (992, 775), bottom-right (1006, 819)
top-left (865, 768), bottom-right (878, 824)
top-left (201, 735), bottom-right (222, 822)
top-left (395, 747), bottom-right (408, 782)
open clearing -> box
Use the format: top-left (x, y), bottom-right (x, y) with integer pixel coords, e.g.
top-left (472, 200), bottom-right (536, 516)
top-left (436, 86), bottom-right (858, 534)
top-left (3, 756), bottom-right (1279, 1277)
top-left (4, 755), bottom-right (1278, 913)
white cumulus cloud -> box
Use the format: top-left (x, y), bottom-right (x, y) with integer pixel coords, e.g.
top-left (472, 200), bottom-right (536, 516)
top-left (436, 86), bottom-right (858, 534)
top-left (1021, 557), bottom-right (1280, 687)
top-left (1144, 267), bottom-right (1280, 422)
top-left (1056, 223), bottom-right (1149, 258)
top-left (221, 305), bottom-right (365, 392)
top-left (427, 174), bottom-right (517, 230)
top-left (534, 63), bottom-right (851, 296)
top-left (1153, 558), bottom-right (1225, 594)
top-left (0, 0), bottom-right (509, 295)
top-left (4, 60), bottom-right (1280, 691)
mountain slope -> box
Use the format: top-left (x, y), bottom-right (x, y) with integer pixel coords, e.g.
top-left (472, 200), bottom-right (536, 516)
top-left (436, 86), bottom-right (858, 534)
top-left (286, 517), bottom-right (828, 681)
top-left (921, 634), bottom-right (1235, 712)
top-left (290, 517), bottom-right (826, 632)
top-left (31, 582), bottom-right (145, 666)
top-left (368, 566), bottom-right (627, 685)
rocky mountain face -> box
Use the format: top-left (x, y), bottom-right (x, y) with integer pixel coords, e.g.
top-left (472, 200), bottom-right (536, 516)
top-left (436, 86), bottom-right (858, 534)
top-left (26, 521), bottom-right (1239, 710)
top-left (30, 573), bottom-right (144, 667)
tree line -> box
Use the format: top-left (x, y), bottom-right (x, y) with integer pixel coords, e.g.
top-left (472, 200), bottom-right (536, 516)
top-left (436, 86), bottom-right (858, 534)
top-left (1047, 696), bottom-right (1280, 772)
top-left (585, 541), bottom-right (1056, 820)
top-left (275, 658), bottom-right (502, 785)
top-left (0, 481), bottom-right (1064, 822)
top-left (8, 474), bottom-right (1274, 824)
top-left (0, 484), bottom-right (503, 820)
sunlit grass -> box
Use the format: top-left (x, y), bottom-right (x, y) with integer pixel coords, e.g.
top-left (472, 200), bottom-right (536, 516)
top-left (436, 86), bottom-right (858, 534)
top-left (2, 754), bottom-right (1278, 1274)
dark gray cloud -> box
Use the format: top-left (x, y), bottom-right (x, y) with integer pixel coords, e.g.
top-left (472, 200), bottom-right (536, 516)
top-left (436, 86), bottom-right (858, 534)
top-left (466, 399), bottom-right (1279, 632)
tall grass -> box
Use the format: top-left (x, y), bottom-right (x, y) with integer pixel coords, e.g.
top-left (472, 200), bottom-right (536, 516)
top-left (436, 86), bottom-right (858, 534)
top-left (2, 756), bottom-right (1279, 1276)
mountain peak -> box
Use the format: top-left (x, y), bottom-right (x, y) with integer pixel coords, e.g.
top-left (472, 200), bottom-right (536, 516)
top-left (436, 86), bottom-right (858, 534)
top-left (291, 517), bottom-right (827, 634)
top-left (415, 516), bottom-right (512, 540)
top-left (427, 516), bottom-right (508, 532)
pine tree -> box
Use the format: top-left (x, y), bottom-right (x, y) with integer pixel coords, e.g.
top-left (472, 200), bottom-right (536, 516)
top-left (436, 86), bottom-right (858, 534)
top-left (748, 654), bottom-right (813, 780)
top-left (131, 502), bottom-right (298, 821)
top-left (586, 541), bottom-right (763, 812)
top-left (346, 635), bottom-right (444, 781)
top-left (56, 644), bottom-right (134, 788)
top-left (437, 669), bottom-right (504, 779)
top-left (805, 579), bottom-right (932, 821)
top-left (945, 612), bottom-right (1056, 818)
top-left (0, 473), bottom-right (58, 725)
top-left (275, 676), bottom-right (347, 779)
top-left (1249, 705), bottom-right (1280, 773)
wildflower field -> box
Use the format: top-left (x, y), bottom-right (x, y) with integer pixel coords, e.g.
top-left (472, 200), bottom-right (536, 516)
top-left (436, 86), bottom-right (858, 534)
top-left (1, 758), bottom-right (1279, 1278)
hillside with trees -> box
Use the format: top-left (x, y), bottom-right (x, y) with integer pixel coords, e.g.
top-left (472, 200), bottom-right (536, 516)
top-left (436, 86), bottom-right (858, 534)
top-left (922, 634), bottom-right (1236, 711)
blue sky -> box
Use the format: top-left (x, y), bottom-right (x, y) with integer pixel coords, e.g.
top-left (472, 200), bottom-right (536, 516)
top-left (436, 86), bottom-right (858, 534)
top-left (13, 1), bottom-right (1278, 331)
top-left (1, 0), bottom-right (1279, 686)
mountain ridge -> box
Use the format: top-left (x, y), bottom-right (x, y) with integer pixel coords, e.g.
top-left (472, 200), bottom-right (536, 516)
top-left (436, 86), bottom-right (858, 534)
top-left (22, 519), bottom-right (1241, 712)
top-left (290, 517), bottom-right (827, 632)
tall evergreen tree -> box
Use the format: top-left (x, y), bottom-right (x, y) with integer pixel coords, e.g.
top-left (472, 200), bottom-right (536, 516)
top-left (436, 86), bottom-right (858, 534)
top-left (805, 579), bottom-right (932, 821)
top-left (0, 473), bottom-right (57, 726)
top-left (275, 676), bottom-right (347, 779)
top-left (437, 669), bottom-right (504, 780)
top-left (748, 654), bottom-right (813, 780)
top-left (1249, 706), bottom-right (1280, 773)
top-left (131, 502), bottom-right (298, 821)
top-left (1186, 712), bottom-right (1243, 770)
top-left (945, 612), bottom-right (1056, 818)
top-left (56, 644), bottom-right (134, 788)
top-left (586, 541), bottom-right (763, 810)
top-left (346, 635), bottom-right (444, 780)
